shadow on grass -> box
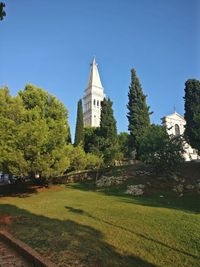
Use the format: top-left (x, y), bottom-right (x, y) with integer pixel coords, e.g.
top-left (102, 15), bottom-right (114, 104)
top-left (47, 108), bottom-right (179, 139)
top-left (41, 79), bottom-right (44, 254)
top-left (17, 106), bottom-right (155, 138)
top-left (119, 193), bottom-right (200, 213)
top-left (0, 204), bottom-right (156, 267)
top-left (65, 206), bottom-right (200, 261)
top-left (0, 183), bottom-right (38, 198)
top-left (67, 180), bottom-right (200, 214)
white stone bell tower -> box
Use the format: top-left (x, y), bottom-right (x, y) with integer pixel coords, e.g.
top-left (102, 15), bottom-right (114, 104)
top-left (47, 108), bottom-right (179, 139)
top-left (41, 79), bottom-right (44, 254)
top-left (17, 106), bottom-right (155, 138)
top-left (83, 58), bottom-right (106, 127)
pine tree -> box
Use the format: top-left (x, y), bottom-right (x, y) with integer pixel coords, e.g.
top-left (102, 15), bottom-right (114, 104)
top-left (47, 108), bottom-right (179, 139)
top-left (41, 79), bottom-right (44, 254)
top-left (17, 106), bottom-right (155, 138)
top-left (184, 79), bottom-right (200, 152)
top-left (127, 69), bottom-right (150, 153)
top-left (99, 98), bottom-right (118, 164)
top-left (74, 99), bottom-right (84, 146)
top-left (0, 85), bottom-right (71, 179)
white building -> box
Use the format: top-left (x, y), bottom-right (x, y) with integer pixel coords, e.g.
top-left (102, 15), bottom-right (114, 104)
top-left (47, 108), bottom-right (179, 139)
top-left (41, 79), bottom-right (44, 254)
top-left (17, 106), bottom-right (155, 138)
top-left (161, 111), bottom-right (199, 161)
top-left (83, 58), bottom-right (106, 127)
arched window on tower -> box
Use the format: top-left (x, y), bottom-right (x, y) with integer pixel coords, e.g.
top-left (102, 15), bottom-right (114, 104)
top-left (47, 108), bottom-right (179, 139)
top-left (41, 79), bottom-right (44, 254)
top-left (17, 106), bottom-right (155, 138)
top-left (174, 124), bottom-right (180, 136)
top-left (93, 99), bottom-right (96, 106)
top-left (97, 100), bottom-right (99, 107)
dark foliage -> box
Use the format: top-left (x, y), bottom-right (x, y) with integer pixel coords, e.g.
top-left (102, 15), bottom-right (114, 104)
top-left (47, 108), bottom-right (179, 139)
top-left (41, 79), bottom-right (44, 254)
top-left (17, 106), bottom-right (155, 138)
top-left (84, 98), bottom-right (118, 165)
top-left (139, 125), bottom-right (184, 174)
top-left (127, 69), bottom-right (150, 155)
top-left (118, 132), bottom-right (129, 159)
top-left (99, 98), bottom-right (119, 165)
top-left (74, 99), bottom-right (84, 147)
top-left (184, 79), bottom-right (200, 152)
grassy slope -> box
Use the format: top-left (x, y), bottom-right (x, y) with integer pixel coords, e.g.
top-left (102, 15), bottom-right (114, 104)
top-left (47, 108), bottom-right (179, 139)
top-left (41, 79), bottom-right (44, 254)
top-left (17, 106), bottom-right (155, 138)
top-left (0, 180), bottom-right (200, 267)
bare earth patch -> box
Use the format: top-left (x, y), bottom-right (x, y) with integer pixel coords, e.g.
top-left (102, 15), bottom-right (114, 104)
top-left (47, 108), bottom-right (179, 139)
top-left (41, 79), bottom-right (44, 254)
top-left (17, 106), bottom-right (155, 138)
top-left (0, 214), bottom-right (14, 226)
top-left (0, 240), bottom-right (33, 267)
top-left (33, 185), bottom-right (62, 193)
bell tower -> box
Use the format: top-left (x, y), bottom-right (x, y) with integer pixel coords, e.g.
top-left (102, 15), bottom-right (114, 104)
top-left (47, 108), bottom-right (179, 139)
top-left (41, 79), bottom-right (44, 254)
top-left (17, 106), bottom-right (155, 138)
top-left (83, 58), bottom-right (106, 127)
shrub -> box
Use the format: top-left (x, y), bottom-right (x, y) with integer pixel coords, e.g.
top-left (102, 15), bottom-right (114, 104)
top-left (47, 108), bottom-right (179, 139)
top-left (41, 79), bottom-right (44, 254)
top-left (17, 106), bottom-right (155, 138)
top-left (85, 153), bottom-right (103, 170)
top-left (66, 145), bottom-right (103, 172)
top-left (139, 125), bottom-right (184, 174)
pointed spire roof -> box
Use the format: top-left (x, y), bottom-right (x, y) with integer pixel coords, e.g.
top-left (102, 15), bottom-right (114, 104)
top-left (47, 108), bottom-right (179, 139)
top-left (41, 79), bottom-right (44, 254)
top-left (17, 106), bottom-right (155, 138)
top-left (87, 57), bottom-right (103, 89)
top-left (92, 57), bottom-right (96, 65)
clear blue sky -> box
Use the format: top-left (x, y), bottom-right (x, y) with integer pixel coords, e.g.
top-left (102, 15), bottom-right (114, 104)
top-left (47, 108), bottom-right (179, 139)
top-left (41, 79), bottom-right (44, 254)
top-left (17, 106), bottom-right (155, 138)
top-left (1, 0), bottom-right (200, 140)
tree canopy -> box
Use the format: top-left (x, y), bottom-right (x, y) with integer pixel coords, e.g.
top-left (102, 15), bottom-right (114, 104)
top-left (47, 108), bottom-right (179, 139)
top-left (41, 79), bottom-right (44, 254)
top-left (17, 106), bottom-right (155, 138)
top-left (99, 98), bottom-right (119, 165)
top-left (84, 127), bottom-right (100, 154)
top-left (184, 79), bottom-right (200, 152)
top-left (118, 132), bottom-right (129, 159)
top-left (74, 99), bottom-right (84, 147)
top-left (127, 69), bottom-right (150, 154)
top-left (139, 125), bottom-right (184, 174)
top-left (83, 98), bottom-right (119, 165)
top-left (0, 85), bottom-right (71, 179)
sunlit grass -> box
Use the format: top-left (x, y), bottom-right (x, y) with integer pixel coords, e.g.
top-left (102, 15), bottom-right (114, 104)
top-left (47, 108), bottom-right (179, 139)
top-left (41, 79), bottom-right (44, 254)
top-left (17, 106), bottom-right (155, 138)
top-left (0, 182), bottom-right (200, 267)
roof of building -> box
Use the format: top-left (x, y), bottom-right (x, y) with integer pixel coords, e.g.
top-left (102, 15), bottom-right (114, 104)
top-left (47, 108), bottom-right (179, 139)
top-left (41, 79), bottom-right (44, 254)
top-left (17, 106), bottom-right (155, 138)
top-left (161, 111), bottom-right (185, 122)
top-left (86, 57), bottom-right (103, 90)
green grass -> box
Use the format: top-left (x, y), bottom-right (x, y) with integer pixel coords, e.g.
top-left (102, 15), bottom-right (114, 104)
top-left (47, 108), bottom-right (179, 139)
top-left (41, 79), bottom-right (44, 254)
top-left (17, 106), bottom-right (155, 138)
top-left (0, 181), bottom-right (200, 267)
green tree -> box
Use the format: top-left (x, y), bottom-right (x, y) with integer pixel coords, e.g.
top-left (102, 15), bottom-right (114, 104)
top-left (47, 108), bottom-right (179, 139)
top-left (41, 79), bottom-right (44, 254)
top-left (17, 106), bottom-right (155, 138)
top-left (85, 153), bottom-right (103, 170)
top-left (74, 99), bottom-right (84, 146)
top-left (139, 125), bottom-right (184, 174)
top-left (68, 127), bottom-right (72, 144)
top-left (99, 98), bottom-right (118, 165)
top-left (66, 145), bottom-right (87, 171)
top-left (84, 127), bottom-right (100, 154)
top-left (118, 132), bottom-right (129, 159)
top-left (100, 98), bottom-right (117, 142)
top-left (0, 87), bottom-right (29, 177)
top-left (127, 69), bottom-right (150, 155)
top-left (65, 144), bottom-right (103, 171)
top-left (84, 99), bottom-right (119, 165)
top-left (0, 2), bottom-right (6, 20)
top-left (84, 98), bottom-right (119, 165)
top-left (184, 79), bottom-right (200, 152)
top-left (19, 84), bottom-right (71, 179)
top-left (0, 85), bottom-right (71, 181)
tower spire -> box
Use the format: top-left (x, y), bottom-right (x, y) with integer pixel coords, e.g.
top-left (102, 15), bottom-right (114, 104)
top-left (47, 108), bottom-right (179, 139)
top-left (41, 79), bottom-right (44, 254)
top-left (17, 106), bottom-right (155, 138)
top-left (83, 58), bottom-right (106, 127)
top-left (87, 57), bottom-right (103, 89)
top-left (92, 56), bottom-right (96, 65)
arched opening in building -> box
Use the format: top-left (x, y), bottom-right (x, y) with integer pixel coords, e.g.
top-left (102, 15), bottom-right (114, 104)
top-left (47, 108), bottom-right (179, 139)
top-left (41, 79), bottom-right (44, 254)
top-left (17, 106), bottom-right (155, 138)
top-left (175, 124), bottom-right (180, 136)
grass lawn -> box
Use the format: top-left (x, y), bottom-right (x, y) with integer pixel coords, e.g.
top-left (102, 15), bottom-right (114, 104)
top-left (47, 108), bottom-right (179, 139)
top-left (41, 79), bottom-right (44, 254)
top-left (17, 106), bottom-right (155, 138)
top-left (0, 179), bottom-right (200, 267)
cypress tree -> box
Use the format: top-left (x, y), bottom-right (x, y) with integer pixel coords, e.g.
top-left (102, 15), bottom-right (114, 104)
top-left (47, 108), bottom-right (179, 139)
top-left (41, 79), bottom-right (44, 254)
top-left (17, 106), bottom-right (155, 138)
top-left (127, 68), bottom-right (150, 152)
top-left (74, 99), bottom-right (84, 146)
top-left (184, 79), bottom-right (200, 152)
top-left (100, 98), bottom-right (118, 164)
top-left (100, 98), bottom-right (117, 143)
top-left (67, 125), bottom-right (72, 144)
